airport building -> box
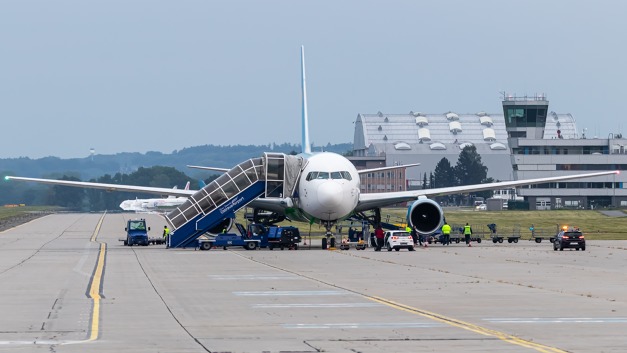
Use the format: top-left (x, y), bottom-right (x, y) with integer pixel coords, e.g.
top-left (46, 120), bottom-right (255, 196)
top-left (352, 95), bottom-right (627, 209)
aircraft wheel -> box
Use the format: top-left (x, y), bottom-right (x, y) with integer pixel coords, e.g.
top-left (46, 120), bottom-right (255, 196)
top-left (321, 237), bottom-right (327, 249)
top-left (293, 244), bottom-right (298, 250)
top-left (329, 237), bottom-right (336, 248)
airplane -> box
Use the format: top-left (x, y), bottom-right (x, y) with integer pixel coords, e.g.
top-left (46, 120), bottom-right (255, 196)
top-left (4, 46), bottom-right (619, 248)
top-left (119, 181), bottom-right (191, 212)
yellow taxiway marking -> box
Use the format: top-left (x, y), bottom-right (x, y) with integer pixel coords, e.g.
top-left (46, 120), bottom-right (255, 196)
top-left (367, 296), bottom-right (568, 353)
top-left (87, 212), bottom-right (107, 341)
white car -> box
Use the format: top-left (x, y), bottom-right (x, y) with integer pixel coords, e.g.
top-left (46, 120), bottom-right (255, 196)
top-left (384, 230), bottom-right (415, 251)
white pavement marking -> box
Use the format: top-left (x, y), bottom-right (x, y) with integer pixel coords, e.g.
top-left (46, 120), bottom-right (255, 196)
top-left (284, 322), bottom-right (444, 329)
top-left (233, 290), bottom-right (347, 296)
top-left (485, 317), bottom-right (627, 323)
top-left (252, 303), bottom-right (382, 308)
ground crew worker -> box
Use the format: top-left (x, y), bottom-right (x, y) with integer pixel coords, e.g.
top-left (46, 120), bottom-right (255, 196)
top-left (374, 225), bottom-right (384, 251)
top-left (163, 225), bottom-right (170, 248)
top-left (410, 226), bottom-right (418, 245)
top-left (464, 223), bottom-right (473, 247)
top-left (442, 222), bottom-right (452, 246)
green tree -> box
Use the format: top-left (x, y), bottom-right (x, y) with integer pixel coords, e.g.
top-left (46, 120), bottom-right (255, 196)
top-left (433, 158), bottom-right (455, 188)
top-left (422, 172), bottom-right (428, 189)
top-left (454, 145), bottom-right (487, 186)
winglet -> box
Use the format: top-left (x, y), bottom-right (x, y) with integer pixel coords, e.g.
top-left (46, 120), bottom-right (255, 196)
top-left (301, 45), bottom-right (311, 154)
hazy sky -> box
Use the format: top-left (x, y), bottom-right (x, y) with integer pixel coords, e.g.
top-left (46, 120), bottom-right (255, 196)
top-left (1, 1), bottom-right (625, 158)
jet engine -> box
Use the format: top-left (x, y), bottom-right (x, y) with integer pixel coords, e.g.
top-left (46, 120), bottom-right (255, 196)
top-left (207, 217), bottom-right (234, 235)
top-left (406, 198), bottom-right (444, 236)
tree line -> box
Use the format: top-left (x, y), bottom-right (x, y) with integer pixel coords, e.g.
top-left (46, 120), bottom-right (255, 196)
top-left (2, 166), bottom-right (219, 211)
top-left (420, 145), bottom-right (494, 205)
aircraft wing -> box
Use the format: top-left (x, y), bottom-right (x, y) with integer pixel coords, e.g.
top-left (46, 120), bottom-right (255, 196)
top-left (5, 176), bottom-right (196, 198)
top-left (186, 165), bottom-right (230, 173)
top-left (355, 170), bottom-right (619, 212)
top-left (357, 163), bottom-right (420, 174)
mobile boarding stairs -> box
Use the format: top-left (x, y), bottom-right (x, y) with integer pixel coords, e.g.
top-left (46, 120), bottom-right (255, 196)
top-left (166, 153), bottom-right (303, 248)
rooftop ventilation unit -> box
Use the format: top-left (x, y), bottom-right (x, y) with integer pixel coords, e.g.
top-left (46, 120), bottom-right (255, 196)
top-left (449, 121), bottom-right (462, 134)
top-left (480, 116), bottom-right (493, 126)
top-left (489, 142), bottom-right (507, 150)
top-left (446, 112), bottom-right (459, 121)
top-left (418, 128), bottom-right (431, 142)
top-left (415, 116), bottom-right (429, 127)
top-left (482, 128), bottom-right (496, 141)
top-left (429, 142), bottom-right (446, 150)
top-left (394, 142), bottom-right (411, 150)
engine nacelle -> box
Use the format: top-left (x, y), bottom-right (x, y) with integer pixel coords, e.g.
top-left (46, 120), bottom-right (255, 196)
top-left (207, 218), bottom-right (234, 235)
top-left (406, 198), bottom-right (444, 236)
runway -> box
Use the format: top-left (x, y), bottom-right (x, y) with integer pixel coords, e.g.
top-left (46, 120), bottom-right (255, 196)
top-left (0, 213), bottom-right (626, 352)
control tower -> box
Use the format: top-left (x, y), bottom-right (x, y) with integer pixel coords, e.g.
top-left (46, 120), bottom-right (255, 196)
top-left (501, 93), bottom-right (549, 140)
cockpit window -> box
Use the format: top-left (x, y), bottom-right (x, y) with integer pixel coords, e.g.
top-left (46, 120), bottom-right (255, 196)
top-left (307, 171), bottom-right (353, 181)
top-left (317, 172), bottom-right (329, 179)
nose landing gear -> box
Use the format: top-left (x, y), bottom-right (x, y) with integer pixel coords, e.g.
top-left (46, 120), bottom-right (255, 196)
top-left (321, 222), bottom-right (337, 249)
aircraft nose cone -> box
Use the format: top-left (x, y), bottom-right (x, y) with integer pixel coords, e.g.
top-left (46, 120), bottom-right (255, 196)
top-left (317, 182), bottom-right (343, 208)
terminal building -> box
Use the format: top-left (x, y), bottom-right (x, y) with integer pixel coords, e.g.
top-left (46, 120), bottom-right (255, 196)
top-left (351, 95), bottom-right (627, 209)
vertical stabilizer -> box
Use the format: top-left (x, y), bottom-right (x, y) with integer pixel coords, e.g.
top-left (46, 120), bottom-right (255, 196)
top-left (301, 46), bottom-right (311, 154)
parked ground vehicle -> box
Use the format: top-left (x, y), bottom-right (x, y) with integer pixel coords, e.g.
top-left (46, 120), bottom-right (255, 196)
top-left (123, 219), bottom-right (151, 246)
top-left (197, 223), bottom-right (301, 251)
top-left (553, 227), bottom-right (585, 251)
top-left (384, 230), bottom-right (415, 251)
top-left (266, 225), bottom-right (301, 250)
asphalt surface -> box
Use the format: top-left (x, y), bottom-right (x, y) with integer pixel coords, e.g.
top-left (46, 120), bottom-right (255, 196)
top-left (0, 212), bottom-right (626, 352)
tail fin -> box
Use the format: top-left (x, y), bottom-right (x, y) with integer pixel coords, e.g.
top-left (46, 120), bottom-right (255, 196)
top-left (184, 181), bottom-right (190, 190)
top-left (301, 45), bottom-right (311, 154)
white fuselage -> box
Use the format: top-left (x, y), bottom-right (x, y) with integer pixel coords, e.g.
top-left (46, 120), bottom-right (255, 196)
top-left (296, 152), bottom-right (360, 222)
top-left (120, 197), bottom-right (187, 212)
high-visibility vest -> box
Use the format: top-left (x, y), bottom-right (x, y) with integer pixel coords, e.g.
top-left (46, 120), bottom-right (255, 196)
top-left (405, 226), bottom-right (412, 232)
top-left (163, 228), bottom-right (170, 237)
top-left (463, 225), bottom-right (472, 235)
top-left (442, 224), bottom-right (451, 234)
